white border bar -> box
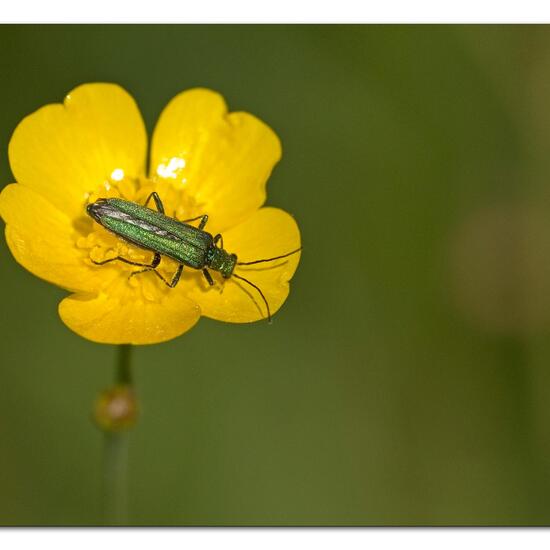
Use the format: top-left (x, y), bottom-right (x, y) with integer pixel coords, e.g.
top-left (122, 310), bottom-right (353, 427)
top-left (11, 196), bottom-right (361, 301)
top-left (0, 529), bottom-right (549, 550)
top-left (2, 0), bottom-right (550, 23)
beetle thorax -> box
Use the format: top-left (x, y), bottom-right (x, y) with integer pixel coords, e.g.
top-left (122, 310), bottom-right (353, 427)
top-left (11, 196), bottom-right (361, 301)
top-left (207, 247), bottom-right (237, 278)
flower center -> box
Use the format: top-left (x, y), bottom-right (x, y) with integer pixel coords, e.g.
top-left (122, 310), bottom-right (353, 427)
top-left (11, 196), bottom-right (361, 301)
top-left (75, 172), bottom-right (206, 301)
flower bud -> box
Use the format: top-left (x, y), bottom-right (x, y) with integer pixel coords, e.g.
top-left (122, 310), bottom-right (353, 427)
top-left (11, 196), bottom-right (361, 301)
top-left (94, 385), bottom-right (138, 432)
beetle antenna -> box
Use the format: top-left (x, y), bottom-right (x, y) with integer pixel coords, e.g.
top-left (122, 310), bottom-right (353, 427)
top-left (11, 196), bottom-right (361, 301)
top-left (237, 247), bottom-right (302, 266)
top-left (232, 273), bottom-right (272, 323)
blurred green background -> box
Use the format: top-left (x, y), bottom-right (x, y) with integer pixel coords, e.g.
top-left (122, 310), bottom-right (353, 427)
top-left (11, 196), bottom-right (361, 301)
top-left (1, 25), bottom-right (550, 525)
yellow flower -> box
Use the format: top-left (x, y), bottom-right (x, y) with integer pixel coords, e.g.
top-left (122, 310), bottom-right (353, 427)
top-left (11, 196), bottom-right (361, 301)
top-left (0, 84), bottom-right (301, 345)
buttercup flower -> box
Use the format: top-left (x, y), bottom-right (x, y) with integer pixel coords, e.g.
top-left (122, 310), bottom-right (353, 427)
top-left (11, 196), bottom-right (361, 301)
top-left (0, 84), bottom-right (301, 344)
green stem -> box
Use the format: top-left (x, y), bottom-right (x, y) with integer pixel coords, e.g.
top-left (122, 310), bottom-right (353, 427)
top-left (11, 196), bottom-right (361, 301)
top-left (103, 430), bottom-right (129, 525)
top-left (117, 344), bottom-right (133, 386)
top-left (102, 344), bottom-right (134, 525)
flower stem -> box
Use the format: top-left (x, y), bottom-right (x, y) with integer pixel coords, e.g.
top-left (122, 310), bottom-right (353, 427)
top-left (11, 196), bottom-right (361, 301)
top-left (103, 427), bottom-right (129, 525)
top-left (117, 344), bottom-right (133, 386)
top-left (99, 344), bottom-right (136, 526)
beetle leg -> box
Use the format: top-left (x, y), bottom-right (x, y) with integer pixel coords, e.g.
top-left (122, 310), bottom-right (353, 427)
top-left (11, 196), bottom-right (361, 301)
top-left (144, 192), bottom-right (165, 214)
top-left (168, 264), bottom-right (185, 288)
top-left (129, 261), bottom-right (184, 288)
top-left (202, 268), bottom-right (214, 287)
top-left (92, 252), bottom-right (161, 268)
top-left (150, 263), bottom-right (184, 288)
top-left (127, 253), bottom-right (161, 279)
top-left (213, 233), bottom-right (224, 249)
top-left (128, 267), bottom-right (154, 279)
top-left (198, 215), bottom-right (209, 230)
top-left (179, 214), bottom-right (209, 229)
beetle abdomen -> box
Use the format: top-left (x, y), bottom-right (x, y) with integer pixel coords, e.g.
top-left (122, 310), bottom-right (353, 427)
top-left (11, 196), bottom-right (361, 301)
top-left (87, 198), bottom-right (213, 267)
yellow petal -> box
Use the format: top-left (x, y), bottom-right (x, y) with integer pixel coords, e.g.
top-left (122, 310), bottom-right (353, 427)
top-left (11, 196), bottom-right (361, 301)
top-left (187, 207), bottom-right (301, 323)
top-left (150, 88), bottom-right (281, 234)
top-left (59, 290), bottom-right (201, 345)
top-left (0, 184), bottom-right (113, 292)
top-left (9, 83), bottom-right (147, 219)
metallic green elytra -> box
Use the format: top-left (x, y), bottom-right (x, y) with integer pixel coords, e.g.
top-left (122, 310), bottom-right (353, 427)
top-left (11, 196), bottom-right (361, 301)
top-left (86, 192), bottom-right (301, 322)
